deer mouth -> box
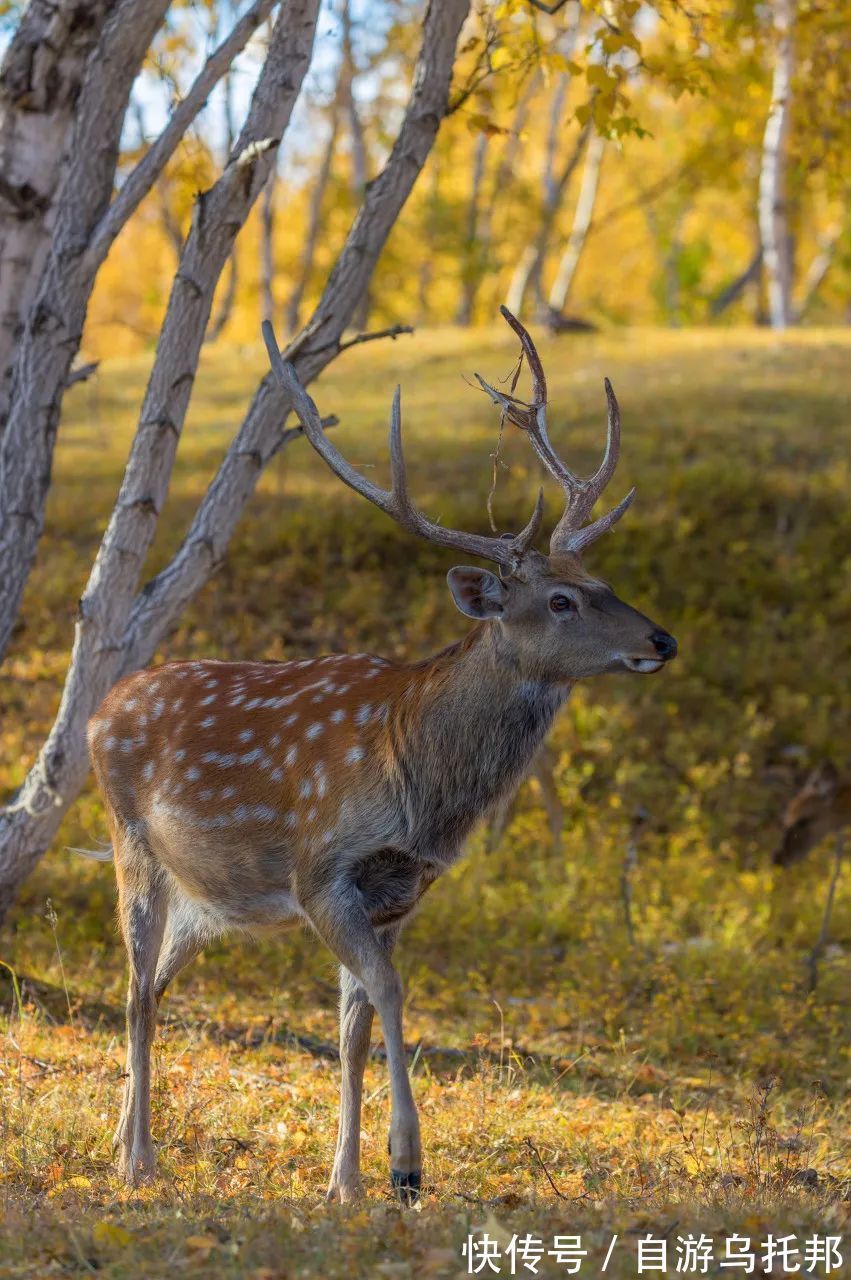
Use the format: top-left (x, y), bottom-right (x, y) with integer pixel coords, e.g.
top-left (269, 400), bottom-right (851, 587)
top-left (622, 656), bottom-right (665, 674)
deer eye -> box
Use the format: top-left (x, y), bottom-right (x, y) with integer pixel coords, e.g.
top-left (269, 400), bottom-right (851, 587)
top-left (549, 594), bottom-right (576, 614)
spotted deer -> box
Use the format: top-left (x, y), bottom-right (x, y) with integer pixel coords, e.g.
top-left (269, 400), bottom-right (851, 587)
top-left (87, 307), bottom-right (677, 1202)
top-left (774, 762), bottom-right (850, 867)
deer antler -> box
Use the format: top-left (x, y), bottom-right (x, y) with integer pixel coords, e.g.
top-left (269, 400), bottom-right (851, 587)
top-left (262, 321), bottom-right (544, 571)
top-left (475, 305), bottom-right (635, 555)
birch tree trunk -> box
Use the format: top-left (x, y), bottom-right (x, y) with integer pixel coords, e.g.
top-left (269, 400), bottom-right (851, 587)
top-left (547, 132), bottom-right (604, 315)
top-left (758, 0), bottom-right (796, 330)
top-left (0, 0), bottom-right (115, 429)
top-left (0, 0), bottom-right (276, 664)
top-left (0, 0), bottom-right (471, 922)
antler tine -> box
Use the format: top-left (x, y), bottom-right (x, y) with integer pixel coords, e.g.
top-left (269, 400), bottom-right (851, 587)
top-left (477, 310), bottom-right (636, 556)
top-left (586, 376), bottom-right (621, 500)
top-left (263, 320), bottom-right (543, 570)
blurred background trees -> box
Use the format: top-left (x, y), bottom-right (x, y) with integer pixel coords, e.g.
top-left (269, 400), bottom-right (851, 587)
top-left (48, 0), bottom-right (851, 359)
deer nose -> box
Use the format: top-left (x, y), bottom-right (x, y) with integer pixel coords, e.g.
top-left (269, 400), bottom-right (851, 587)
top-left (650, 630), bottom-right (677, 660)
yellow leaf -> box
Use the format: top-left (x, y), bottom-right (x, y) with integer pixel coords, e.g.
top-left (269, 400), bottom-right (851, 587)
top-left (490, 47), bottom-right (512, 71)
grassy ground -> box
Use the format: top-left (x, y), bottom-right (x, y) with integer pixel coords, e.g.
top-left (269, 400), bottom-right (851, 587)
top-left (1, 326), bottom-right (849, 1277)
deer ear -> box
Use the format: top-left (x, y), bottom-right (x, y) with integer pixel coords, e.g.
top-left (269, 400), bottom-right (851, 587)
top-left (447, 567), bottom-right (507, 619)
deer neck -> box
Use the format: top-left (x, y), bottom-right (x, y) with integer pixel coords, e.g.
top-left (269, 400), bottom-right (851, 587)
top-left (399, 623), bottom-right (571, 861)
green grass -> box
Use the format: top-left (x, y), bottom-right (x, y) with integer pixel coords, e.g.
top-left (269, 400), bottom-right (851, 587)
top-left (1, 326), bottom-right (849, 1276)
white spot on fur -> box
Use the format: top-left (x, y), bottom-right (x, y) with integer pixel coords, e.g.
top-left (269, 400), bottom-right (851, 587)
top-left (104, 735), bottom-right (117, 750)
top-left (346, 746), bottom-right (365, 764)
top-left (355, 704), bottom-right (372, 726)
top-left (200, 715), bottom-right (215, 729)
top-left (222, 785), bottom-right (237, 799)
top-left (300, 779), bottom-right (312, 799)
top-left (269, 733), bottom-right (281, 748)
top-left (142, 761), bottom-right (155, 781)
top-left (199, 693), bottom-right (216, 706)
top-left (174, 748), bottom-right (186, 762)
top-left (285, 744), bottom-right (298, 766)
top-left (306, 722), bottom-right (323, 740)
top-left (271, 768), bottom-right (283, 782)
top-left (125, 698), bottom-right (138, 711)
top-left (330, 708), bottom-right (345, 724)
top-left (152, 698), bottom-right (165, 719)
top-left (238, 729), bottom-right (254, 743)
top-left (306, 807), bottom-right (317, 823)
top-left (186, 766), bottom-right (200, 781)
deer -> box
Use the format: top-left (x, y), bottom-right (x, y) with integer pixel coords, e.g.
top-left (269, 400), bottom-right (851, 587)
top-left (773, 762), bottom-right (848, 990)
top-left (86, 306), bottom-right (677, 1203)
top-left (773, 762), bottom-right (850, 868)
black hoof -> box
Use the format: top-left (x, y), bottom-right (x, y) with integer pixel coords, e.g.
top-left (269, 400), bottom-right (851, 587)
top-left (391, 1168), bottom-right (422, 1205)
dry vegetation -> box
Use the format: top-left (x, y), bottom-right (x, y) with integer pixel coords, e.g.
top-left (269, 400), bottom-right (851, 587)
top-left (1, 326), bottom-right (849, 1276)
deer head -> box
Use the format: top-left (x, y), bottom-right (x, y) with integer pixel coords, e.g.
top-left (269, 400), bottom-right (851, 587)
top-left (774, 762), bottom-right (850, 867)
top-left (263, 307), bottom-right (676, 684)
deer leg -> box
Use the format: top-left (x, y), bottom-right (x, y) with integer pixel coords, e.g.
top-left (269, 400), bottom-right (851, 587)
top-left (327, 924), bottom-right (400, 1204)
top-left (303, 891), bottom-right (421, 1203)
top-left (114, 853), bottom-right (167, 1186)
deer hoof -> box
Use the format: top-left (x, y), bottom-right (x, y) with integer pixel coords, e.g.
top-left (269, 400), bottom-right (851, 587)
top-left (391, 1168), bottom-right (421, 1205)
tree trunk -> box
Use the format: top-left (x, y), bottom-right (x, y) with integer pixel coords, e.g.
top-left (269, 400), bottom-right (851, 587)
top-left (0, 0), bottom-right (471, 922)
top-left (0, 0), bottom-right (276, 664)
top-left (284, 96), bottom-right (341, 333)
top-left (758, 0), bottom-right (796, 330)
top-left (504, 120), bottom-right (591, 318)
top-left (547, 132), bottom-right (604, 315)
top-left (709, 245), bottom-right (763, 317)
top-left (454, 131), bottom-right (489, 325)
top-left (261, 169), bottom-right (276, 326)
top-left (0, 0), bottom-right (116, 429)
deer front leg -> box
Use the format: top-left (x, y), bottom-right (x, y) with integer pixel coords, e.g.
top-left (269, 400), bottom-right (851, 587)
top-left (304, 891), bottom-right (421, 1203)
top-left (328, 924), bottom-right (400, 1204)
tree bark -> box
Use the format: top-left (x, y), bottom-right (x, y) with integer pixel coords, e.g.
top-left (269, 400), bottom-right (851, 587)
top-left (0, 0), bottom-right (116, 428)
top-left (547, 132), bottom-right (604, 314)
top-left (0, 0), bottom-right (276, 664)
top-left (261, 169), bottom-right (276, 326)
top-left (758, 0), bottom-right (796, 330)
top-left (0, 0), bottom-right (471, 921)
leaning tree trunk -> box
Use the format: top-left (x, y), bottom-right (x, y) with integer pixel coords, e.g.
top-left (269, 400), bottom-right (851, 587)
top-left (0, 0), bottom-right (277, 666)
top-left (0, 0), bottom-right (471, 922)
top-left (547, 132), bottom-right (604, 315)
top-left (0, 0), bottom-right (115, 430)
top-left (758, 0), bottom-right (796, 330)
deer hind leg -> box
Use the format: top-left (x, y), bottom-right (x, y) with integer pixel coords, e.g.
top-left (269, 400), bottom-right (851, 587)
top-left (327, 924), bottom-right (400, 1204)
top-left (113, 835), bottom-right (167, 1186)
top-left (303, 889), bottom-right (421, 1204)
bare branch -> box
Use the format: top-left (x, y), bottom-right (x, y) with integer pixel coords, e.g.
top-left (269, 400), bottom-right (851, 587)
top-left (85, 0), bottom-right (276, 273)
top-left (337, 324), bottom-right (414, 353)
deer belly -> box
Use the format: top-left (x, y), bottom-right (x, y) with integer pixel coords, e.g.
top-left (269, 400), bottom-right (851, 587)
top-left (352, 850), bottom-right (438, 927)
